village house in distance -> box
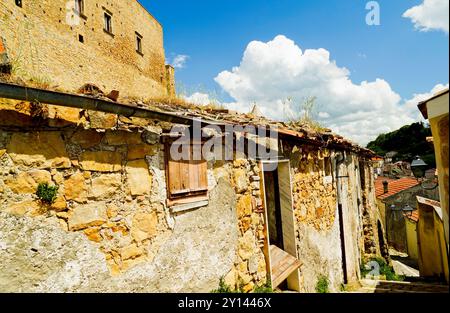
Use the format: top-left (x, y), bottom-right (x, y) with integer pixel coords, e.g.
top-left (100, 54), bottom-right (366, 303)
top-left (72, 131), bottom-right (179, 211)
top-left (1, 1), bottom-right (394, 293)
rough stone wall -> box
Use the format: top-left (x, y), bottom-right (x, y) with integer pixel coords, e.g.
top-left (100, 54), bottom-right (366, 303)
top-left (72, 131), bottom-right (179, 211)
top-left (282, 143), bottom-right (380, 292)
top-left (165, 65), bottom-right (176, 97)
top-left (0, 0), bottom-right (169, 99)
top-left (338, 153), bottom-right (364, 284)
top-left (0, 115), bottom-right (171, 277)
top-left (0, 99), bottom-right (241, 292)
top-left (221, 158), bottom-right (268, 292)
top-left (0, 178), bottom-right (239, 292)
top-left (290, 149), bottom-right (337, 231)
top-left (0, 97), bottom-right (383, 293)
top-left (360, 161), bottom-right (389, 262)
top-left (283, 144), bottom-right (343, 292)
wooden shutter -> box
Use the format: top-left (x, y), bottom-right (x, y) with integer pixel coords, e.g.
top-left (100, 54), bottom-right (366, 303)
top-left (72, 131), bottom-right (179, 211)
top-left (167, 142), bottom-right (208, 200)
top-left (190, 143), bottom-right (208, 193)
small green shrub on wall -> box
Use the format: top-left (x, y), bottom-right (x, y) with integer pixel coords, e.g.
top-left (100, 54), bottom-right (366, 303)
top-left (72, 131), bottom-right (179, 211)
top-left (253, 281), bottom-right (273, 293)
top-left (315, 275), bottom-right (330, 293)
top-left (211, 277), bottom-right (273, 293)
top-left (36, 183), bottom-right (59, 204)
top-left (211, 277), bottom-right (241, 293)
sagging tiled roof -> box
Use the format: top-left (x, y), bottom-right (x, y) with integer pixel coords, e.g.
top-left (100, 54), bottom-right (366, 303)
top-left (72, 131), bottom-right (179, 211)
top-left (375, 177), bottom-right (420, 200)
top-left (0, 81), bottom-right (375, 157)
top-left (145, 100), bottom-right (375, 156)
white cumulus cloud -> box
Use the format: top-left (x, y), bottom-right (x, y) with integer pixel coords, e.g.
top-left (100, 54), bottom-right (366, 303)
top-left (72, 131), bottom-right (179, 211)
top-left (184, 92), bottom-right (213, 106)
top-left (403, 83), bottom-right (449, 120)
top-left (403, 0), bottom-right (449, 33)
top-left (172, 54), bottom-right (189, 69)
top-left (213, 35), bottom-right (447, 146)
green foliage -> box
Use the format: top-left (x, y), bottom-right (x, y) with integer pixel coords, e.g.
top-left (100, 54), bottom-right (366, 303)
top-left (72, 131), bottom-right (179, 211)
top-left (253, 281), bottom-right (273, 293)
top-left (366, 122), bottom-right (435, 167)
top-left (315, 275), bottom-right (330, 293)
top-left (361, 257), bottom-right (405, 282)
top-left (36, 183), bottom-right (59, 204)
top-left (211, 277), bottom-right (241, 293)
top-left (211, 277), bottom-right (273, 294)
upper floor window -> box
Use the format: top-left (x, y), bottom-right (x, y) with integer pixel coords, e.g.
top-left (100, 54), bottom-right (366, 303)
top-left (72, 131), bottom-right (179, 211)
top-left (15, 0), bottom-right (22, 7)
top-left (136, 32), bottom-right (143, 55)
top-left (75, 0), bottom-right (85, 16)
top-left (104, 11), bottom-right (113, 35)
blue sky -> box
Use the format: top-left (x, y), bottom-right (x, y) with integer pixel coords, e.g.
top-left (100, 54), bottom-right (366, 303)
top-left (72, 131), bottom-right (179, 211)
top-left (141, 0), bottom-right (449, 144)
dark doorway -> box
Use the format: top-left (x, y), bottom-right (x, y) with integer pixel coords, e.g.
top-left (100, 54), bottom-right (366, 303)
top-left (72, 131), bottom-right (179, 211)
top-left (261, 161), bottom-right (301, 291)
top-left (264, 169), bottom-right (284, 250)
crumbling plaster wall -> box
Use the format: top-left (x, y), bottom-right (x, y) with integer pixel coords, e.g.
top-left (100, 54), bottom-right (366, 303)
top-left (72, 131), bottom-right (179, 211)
top-left (338, 153), bottom-right (364, 284)
top-left (0, 97), bottom-right (383, 293)
top-left (0, 178), bottom-right (239, 293)
top-left (0, 0), bottom-right (171, 99)
top-left (0, 100), bottom-right (246, 292)
top-left (361, 161), bottom-right (389, 261)
top-left (283, 143), bottom-right (377, 292)
top-left (220, 158), bottom-right (268, 292)
top-left (284, 144), bottom-right (343, 292)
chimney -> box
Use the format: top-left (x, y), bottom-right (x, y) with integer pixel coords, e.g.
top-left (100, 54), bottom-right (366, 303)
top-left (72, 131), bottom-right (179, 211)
top-left (383, 181), bottom-right (389, 194)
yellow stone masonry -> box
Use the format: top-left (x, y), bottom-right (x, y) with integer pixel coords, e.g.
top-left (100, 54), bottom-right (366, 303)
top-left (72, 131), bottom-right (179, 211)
top-left (0, 0), bottom-right (174, 99)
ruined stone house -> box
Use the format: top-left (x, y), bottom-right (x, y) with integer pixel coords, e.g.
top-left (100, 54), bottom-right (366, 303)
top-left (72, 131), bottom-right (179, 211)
top-left (0, 85), bottom-right (388, 292)
top-left (0, 1), bottom-right (387, 293)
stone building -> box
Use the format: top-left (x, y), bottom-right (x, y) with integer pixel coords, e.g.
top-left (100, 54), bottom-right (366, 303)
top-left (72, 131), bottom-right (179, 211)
top-left (0, 82), bottom-right (385, 292)
top-left (0, 0), bottom-right (174, 99)
top-left (0, 1), bottom-right (386, 293)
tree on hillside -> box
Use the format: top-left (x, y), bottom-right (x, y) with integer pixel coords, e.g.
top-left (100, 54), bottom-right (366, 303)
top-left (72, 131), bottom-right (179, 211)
top-left (366, 122), bottom-right (436, 167)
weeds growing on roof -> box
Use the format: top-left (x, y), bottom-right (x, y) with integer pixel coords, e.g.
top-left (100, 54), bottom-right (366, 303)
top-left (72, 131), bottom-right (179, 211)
top-left (284, 96), bottom-right (328, 133)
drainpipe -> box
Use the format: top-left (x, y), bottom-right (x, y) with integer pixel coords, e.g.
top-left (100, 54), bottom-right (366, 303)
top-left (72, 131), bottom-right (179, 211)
top-left (336, 152), bottom-right (348, 284)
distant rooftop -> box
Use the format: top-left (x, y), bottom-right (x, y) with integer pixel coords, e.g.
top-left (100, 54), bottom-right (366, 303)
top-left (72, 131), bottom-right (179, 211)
top-left (404, 210), bottom-right (419, 223)
top-left (375, 176), bottom-right (420, 200)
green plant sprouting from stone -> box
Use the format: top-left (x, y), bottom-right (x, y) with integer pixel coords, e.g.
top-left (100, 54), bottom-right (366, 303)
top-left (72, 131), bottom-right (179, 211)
top-left (36, 183), bottom-right (59, 204)
top-left (211, 277), bottom-right (273, 294)
top-left (315, 275), bottom-right (330, 293)
top-left (253, 280), bottom-right (273, 293)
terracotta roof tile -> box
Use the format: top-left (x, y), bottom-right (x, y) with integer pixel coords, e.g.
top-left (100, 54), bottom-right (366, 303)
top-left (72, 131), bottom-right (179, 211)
top-left (404, 210), bottom-right (419, 223)
top-left (375, 177), bottom-right (420, 200)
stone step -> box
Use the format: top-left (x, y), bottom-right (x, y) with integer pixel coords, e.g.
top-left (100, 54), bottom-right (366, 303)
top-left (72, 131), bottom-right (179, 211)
top-left (359, 279), bottom-right (449, 293)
